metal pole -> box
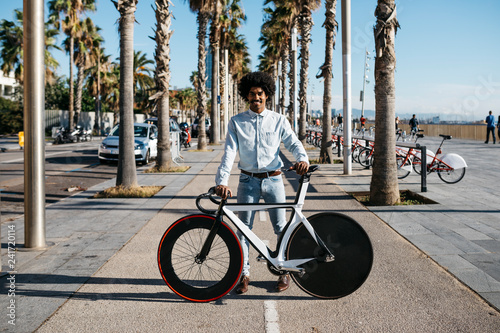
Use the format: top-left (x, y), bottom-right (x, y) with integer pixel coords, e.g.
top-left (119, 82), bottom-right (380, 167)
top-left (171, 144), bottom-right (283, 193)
top-left (277, 60), bottom-right (281, 115)
top-left (223, 49), bottom-right (228, 137)
top-left (23, 0), bottom-right (47, 249)
top-left (291, 27), bottom-right (298, 134)
top-left (361, 49), bottom-right (368, 118)
top-left (342, 0), bottom-right (352, 174)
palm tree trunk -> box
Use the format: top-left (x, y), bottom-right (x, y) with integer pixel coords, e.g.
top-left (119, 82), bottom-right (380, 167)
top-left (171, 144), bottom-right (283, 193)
top-left (288, 28), bottom-right (295, 125)
top-left (116, 0), bottom-right (138, 188)
top-left (319, 0), bottom-right (337, 164)
top-left (69, 35), bottom-right (75, 130)
top-left (369, 0), bottom-right (400, 205)
top-left (298, 11), bottom-right (313, 144)
top-left (280, 46), bottom-right (288, 116)
top-left (75, 59), bottom-right (84, 128)
top-left (154, 0), bottom-right (172, 170)
top-left (211, 44), bottom-right (220, 144)
top-left (196, 11), bottom-right (209, 150)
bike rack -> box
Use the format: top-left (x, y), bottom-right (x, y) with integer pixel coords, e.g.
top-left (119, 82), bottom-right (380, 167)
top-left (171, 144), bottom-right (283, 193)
top-left (395, 141), bottom-right (427, 192)
top-left (306, 127), bottom-right (428, 192)
top-left (349, 134), bottom-right (428, 193)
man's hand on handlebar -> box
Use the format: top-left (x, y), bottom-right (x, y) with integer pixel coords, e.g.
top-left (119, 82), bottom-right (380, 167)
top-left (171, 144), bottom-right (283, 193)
top-left (289, 161), bottom-right (309, 176)
top-left (215, 185), bottom-right (232, 199)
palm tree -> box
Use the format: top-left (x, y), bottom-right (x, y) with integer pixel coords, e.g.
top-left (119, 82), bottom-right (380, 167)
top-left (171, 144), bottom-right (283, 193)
top-left (262, 0), bottom-right (299, 120)
top-left (151, 0), bottom-right (173, 171)
top-left (208, 0), bottom-right (226, 144)
top-left (102, 63), bottom-right (121, 126)
top-left (0, 9), bottom-right (61, 85)
top-left (86, 47), bottom-right (112, 132)
top-left (369, 0), bottom-right (401, 205)
top-left (49, 0), bottom-right (96, 130)
top-left (318, 0), bottom-right (338, 164)
top-left (296, 0), bottom-right (321, 144)
top-left (219, 0), bottom-right (245, 132)
top-left (67, 17), bottom-right (102, 126)
top-left (132, 51), bottom-right (154, 101)
top-left (186, 0), bottom-right (211, 151)
top-left (189, 70), bottom-right (198, 90)
top-left (113, 0), bottom-right (139, 189)
top-left (228, 33), bottom-right (250, 115)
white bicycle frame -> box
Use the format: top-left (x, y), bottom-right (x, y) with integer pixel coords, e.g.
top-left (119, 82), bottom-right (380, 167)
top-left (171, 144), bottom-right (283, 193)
top-left (220, 178), bottom-right (333, 275)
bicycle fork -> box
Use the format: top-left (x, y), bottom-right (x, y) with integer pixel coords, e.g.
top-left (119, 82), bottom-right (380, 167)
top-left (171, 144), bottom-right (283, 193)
top-left (195, 199), bottom-right (227, 264)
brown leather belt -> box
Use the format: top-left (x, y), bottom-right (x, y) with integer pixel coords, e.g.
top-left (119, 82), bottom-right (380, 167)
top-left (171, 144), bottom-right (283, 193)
top-left (241, 170), bottom-right (281, 178)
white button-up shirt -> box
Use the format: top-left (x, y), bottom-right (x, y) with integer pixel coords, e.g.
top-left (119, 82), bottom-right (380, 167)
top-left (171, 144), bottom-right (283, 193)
top-left (215, 109), bottom-right (309, 186)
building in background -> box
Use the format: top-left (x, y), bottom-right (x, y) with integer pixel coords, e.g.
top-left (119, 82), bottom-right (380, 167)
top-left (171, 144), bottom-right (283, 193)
top-left (0, 71), bottom-right (18, 100)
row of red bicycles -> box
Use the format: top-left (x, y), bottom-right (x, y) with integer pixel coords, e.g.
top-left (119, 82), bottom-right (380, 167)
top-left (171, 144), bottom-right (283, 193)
top-left (305, 127), bottom-right (468, 184)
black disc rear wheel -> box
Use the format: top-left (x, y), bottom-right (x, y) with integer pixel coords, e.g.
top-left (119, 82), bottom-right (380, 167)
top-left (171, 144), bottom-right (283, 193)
top-left (286, 212), bottom-right (373, 299)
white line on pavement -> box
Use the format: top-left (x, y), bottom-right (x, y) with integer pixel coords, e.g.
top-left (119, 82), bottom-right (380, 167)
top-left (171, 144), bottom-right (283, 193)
top-left (1, 150), bottom-right (69, 164)
top-left (264, 300), bottom-right (280, 333)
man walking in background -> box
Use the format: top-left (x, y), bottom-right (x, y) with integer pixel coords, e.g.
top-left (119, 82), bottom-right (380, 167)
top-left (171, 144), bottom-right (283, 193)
top-left (485, 110), bottom-right (496, 144)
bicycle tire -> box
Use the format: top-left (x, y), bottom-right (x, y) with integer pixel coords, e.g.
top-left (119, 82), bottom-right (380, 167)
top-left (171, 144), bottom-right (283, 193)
top-left (358, 148), bottom-right (373, 167)
top-left (286, 212), bottom-right (373, 299)
top-left (412, 156), bottom-right (432, 175)
top-left (396, 155), bottom-right (411, 179)
top-left (352, 145), bottom-right (364, 163)
top-left (158, 214), bottom-right (243, 302)
top-left (437, 164), bottom-right (466, 184)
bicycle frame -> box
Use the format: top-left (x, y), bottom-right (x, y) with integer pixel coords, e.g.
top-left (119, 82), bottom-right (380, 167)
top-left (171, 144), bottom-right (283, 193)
top-left (210, 171), bottom-right (334, 276)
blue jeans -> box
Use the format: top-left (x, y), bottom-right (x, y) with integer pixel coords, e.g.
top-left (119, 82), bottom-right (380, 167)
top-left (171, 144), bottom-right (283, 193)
top-left (237, 173), bottom-right (286, 277)
top-left (486, 127), bottom-right (496, 143)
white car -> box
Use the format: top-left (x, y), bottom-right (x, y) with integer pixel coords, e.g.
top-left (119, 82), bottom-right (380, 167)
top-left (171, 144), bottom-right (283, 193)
top-left (98, 123), bottom-right (158, 165)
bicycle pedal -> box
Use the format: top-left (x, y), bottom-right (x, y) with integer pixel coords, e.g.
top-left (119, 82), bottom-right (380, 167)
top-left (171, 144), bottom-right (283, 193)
top-left (256, 254), bottom-right (267, 262)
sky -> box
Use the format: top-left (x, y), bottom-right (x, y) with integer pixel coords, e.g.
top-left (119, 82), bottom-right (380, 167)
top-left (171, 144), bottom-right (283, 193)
top-left (1, 0), bottom-right (500, 121)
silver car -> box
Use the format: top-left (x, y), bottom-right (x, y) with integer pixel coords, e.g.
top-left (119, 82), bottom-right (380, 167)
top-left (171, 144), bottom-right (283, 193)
top-left (98, 123), bottom-right (158, 165)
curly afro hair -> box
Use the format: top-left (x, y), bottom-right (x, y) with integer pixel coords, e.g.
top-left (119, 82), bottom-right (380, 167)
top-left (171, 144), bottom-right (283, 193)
top-left (238, 71), bottom-right (275, 101)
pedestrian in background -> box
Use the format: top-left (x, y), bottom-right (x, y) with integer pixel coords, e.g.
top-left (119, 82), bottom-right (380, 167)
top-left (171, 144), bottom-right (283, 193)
top-left (360, 115), bottom-right (366, 129)
top-left (395, 116), bottom-right (400, 130)
top-left (497, 115), bottom-right (500, 141)
top-left (409, 114), bottom-right (419, 134)
top-left (485, 110), bottom-right (496, 144)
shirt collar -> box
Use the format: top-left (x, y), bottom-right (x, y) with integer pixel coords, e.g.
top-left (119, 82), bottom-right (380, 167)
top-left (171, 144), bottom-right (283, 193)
top-left (248, 109), bottom-right (269, 118)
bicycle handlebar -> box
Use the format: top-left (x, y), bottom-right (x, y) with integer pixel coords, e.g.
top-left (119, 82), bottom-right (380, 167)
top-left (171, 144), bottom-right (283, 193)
top-left (196, 186), bottom-right (221, 215)
top-left (195, 165), bottom-right (320, 214)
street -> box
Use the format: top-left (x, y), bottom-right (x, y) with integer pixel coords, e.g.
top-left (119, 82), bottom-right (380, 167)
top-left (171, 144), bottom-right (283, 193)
top-left (0, 139), bottom-right (118, 223)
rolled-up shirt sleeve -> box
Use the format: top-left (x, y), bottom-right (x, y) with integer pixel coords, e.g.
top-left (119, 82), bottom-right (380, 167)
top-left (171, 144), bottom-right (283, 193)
top-left (215, 118), bottom-right (238, 186)
top-left (281, 117), bottom-right (309, 163)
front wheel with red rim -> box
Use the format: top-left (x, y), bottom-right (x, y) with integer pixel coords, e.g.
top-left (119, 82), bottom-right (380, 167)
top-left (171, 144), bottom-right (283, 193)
top-left (158, 215), bottom-right (243, 302)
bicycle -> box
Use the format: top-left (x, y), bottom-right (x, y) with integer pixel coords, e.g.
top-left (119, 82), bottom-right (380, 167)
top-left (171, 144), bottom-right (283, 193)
top-left (395, 133), bottom-right (427, 179)
top-left (412, 134), bottom-right (467, 184)
top-left (158, 166), bottom-right (373, 302)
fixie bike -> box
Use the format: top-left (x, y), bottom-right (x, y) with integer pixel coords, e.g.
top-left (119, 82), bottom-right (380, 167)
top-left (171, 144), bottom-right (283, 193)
top-left (157, 165), bottom-right (373, 302)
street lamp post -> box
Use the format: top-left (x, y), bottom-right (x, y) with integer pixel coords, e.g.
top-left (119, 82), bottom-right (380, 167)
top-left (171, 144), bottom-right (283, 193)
top-left (23, 0), bottom-right (47, 249)
top-left (342, 0), bottom-right (352, 174)
top-left (291, 27), bottom-right (298, 134)
top-left (360, 49), bottom-right (370, 118)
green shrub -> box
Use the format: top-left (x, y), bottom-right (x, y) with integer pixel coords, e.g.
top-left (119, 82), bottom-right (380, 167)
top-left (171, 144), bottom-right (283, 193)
top-left (0, 97), bottom-right (22, 135)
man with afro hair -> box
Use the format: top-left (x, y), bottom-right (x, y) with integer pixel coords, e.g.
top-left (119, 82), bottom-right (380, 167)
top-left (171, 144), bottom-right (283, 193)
top-left (215, 71), bottom-right (309, 294)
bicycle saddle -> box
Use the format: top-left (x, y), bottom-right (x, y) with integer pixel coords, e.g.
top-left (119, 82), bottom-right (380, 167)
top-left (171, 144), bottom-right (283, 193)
top-left (439, 134), bottom-right (452, 140)
top-left (416, 134), bottom-right (424, 138)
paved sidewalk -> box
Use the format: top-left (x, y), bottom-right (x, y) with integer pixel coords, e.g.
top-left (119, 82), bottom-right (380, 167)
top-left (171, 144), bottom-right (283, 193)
top-left (0, 137), bottom-right (499, 332)
top-left (332, 136), bottom-right (500, 310)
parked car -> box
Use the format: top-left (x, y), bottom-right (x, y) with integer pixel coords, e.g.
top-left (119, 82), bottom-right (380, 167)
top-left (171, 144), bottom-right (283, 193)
top-left (191, 117), bottom-right (211, 138)
top-left (98, 123), bottom-right (158, 165)
top-left (144, 117), bottom-right (181, 133)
